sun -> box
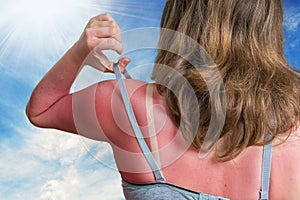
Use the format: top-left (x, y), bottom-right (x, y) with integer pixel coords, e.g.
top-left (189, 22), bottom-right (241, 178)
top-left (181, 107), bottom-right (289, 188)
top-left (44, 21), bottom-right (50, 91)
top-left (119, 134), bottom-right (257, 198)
top-left (0, 0), bottom-right (106, 85)
top-left (0, 0), bottom-right (98, 74)
top-left (0, 0), bottom-right (160, 83)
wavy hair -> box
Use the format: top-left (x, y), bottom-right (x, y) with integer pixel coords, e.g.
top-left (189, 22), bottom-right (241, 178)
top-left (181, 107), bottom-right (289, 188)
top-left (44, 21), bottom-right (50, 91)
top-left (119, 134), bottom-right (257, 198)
top-left (152, 0), bottom-right (300, 160)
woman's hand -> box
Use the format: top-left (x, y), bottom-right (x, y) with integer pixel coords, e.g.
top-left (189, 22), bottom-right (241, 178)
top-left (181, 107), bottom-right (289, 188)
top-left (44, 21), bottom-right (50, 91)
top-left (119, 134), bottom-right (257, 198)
top-left (26, 13), bottom-right (130, 128)
top-left (74, 13), bottom-right (130, 72)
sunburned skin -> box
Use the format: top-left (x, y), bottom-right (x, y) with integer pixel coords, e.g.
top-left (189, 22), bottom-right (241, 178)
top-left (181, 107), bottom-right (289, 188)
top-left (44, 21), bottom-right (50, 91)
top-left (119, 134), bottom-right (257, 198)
top-left (26, 8), bottom-right (300, 199)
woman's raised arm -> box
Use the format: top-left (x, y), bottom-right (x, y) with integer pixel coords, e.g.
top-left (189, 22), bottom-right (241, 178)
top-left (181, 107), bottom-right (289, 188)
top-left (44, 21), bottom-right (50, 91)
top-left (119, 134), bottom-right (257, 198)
top-left (26, 13), bottom-right (130, 136)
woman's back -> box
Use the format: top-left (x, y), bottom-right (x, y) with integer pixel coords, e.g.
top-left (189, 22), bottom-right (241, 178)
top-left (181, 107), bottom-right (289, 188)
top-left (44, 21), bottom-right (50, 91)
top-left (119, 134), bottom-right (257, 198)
top-left (106, 81), bottom-right (300, 200)
top-left (26, 0), bottom-right (300, 198)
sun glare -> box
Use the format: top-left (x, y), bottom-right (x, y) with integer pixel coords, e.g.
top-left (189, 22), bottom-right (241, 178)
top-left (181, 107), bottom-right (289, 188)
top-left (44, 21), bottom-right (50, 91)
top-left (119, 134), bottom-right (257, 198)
top-left (24, 0), bottom-right (84, 28)
top-left (0, 0), bottom-right (161, 83)
top-left (0, 0), bottom-right (96, 73)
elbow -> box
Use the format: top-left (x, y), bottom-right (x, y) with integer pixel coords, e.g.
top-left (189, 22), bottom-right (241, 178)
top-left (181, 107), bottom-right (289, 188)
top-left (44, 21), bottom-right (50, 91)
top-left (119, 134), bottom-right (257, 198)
top-left (26, 114), bottom-right (39, 128)
top-left (25, 103), bottom-right (42, 128)
top-left (26, 113), bottom-right (44, 129)
top-left (25, 103), bottom-right (33, 123)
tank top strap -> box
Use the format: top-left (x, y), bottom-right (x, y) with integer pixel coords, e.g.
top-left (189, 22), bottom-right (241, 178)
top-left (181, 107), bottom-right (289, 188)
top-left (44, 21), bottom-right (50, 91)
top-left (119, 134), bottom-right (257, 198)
top-left (113, 63), bottom-right (166, 183)
top-left (260, 134), bottom-right (273, 200)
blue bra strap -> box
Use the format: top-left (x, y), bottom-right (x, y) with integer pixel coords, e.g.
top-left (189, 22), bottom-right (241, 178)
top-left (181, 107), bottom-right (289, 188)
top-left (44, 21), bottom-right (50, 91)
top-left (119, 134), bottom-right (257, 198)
top-left (113, 63), bottom-right (166, 183)
top-left (260, 135), bottom-right (273, 200)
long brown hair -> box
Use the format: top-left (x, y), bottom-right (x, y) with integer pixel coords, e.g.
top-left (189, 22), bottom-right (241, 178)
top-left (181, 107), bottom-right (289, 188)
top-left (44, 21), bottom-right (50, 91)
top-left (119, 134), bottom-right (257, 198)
top-left (152, 0), bottom-right (300, 160)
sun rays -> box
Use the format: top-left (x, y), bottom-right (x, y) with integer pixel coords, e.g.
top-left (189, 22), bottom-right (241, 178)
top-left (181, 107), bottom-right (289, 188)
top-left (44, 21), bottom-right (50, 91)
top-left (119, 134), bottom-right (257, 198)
top-left (0, 0), bottom-right (164, 83)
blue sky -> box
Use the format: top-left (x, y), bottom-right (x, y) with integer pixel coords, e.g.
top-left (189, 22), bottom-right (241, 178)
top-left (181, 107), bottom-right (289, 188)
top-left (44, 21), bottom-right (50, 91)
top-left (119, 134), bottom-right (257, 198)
top-left (0, 0), bottom-right (299, 199)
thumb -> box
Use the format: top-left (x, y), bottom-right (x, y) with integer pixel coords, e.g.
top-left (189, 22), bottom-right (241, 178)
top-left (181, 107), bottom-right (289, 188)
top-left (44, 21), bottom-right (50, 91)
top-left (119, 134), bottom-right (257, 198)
top-left (118, 57), bottom-right (131, 72)
top-left (104, 57), bottom-right (131, 73)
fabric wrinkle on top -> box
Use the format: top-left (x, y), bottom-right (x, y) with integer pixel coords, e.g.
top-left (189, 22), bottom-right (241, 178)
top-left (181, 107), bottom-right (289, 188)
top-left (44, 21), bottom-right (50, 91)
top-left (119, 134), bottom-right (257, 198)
top-left (113, 63), bottom-right (272, 200)
top-left (122, 180), bottom-right (229, 200)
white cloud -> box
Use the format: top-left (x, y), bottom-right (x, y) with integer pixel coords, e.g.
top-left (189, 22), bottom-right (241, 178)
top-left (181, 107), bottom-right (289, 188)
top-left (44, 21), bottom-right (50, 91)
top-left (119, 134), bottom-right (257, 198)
top-left (21, 128), bottom-right (85, 165)
top-left (0, 126), bottom-right (124, 200)
top-left (38, 166), bottom-right (123, 200)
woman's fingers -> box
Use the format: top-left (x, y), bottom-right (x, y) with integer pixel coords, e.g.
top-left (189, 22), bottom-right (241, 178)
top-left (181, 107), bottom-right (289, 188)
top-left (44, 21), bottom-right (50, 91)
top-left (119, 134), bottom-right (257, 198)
top-left (78, 13), bottom-right (122, 54)
top-left (88, 46), bottom-right (130, 73)
top-left (93, 37), bottom-right (123, 54)
top-left (85, 26), bottom-right (115, 39)
top-left (86, 48), bottom-right (131, 73)
top-left (104, 57), bottom-right (131, 73)
top-left (84, 51), bottom-right (110, 71)
top-left (93, 13), bottom-right (114, 22)
top-left (87, 13), bottom-right (121, 41)
top-left (85, 26), bottom-right (121, 42)
top-left (76, 13), bottom-right (129, 73)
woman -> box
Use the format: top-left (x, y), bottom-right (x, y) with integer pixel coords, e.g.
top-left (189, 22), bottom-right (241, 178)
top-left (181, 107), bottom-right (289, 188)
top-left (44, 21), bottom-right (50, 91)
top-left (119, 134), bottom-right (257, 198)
top-left (26, 0), bottom-right (300, 199)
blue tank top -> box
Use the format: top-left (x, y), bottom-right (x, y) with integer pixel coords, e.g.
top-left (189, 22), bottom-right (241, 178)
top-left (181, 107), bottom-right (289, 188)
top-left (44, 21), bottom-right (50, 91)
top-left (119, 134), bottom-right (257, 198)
top-left (113, 63), bottom-right (272, 200)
